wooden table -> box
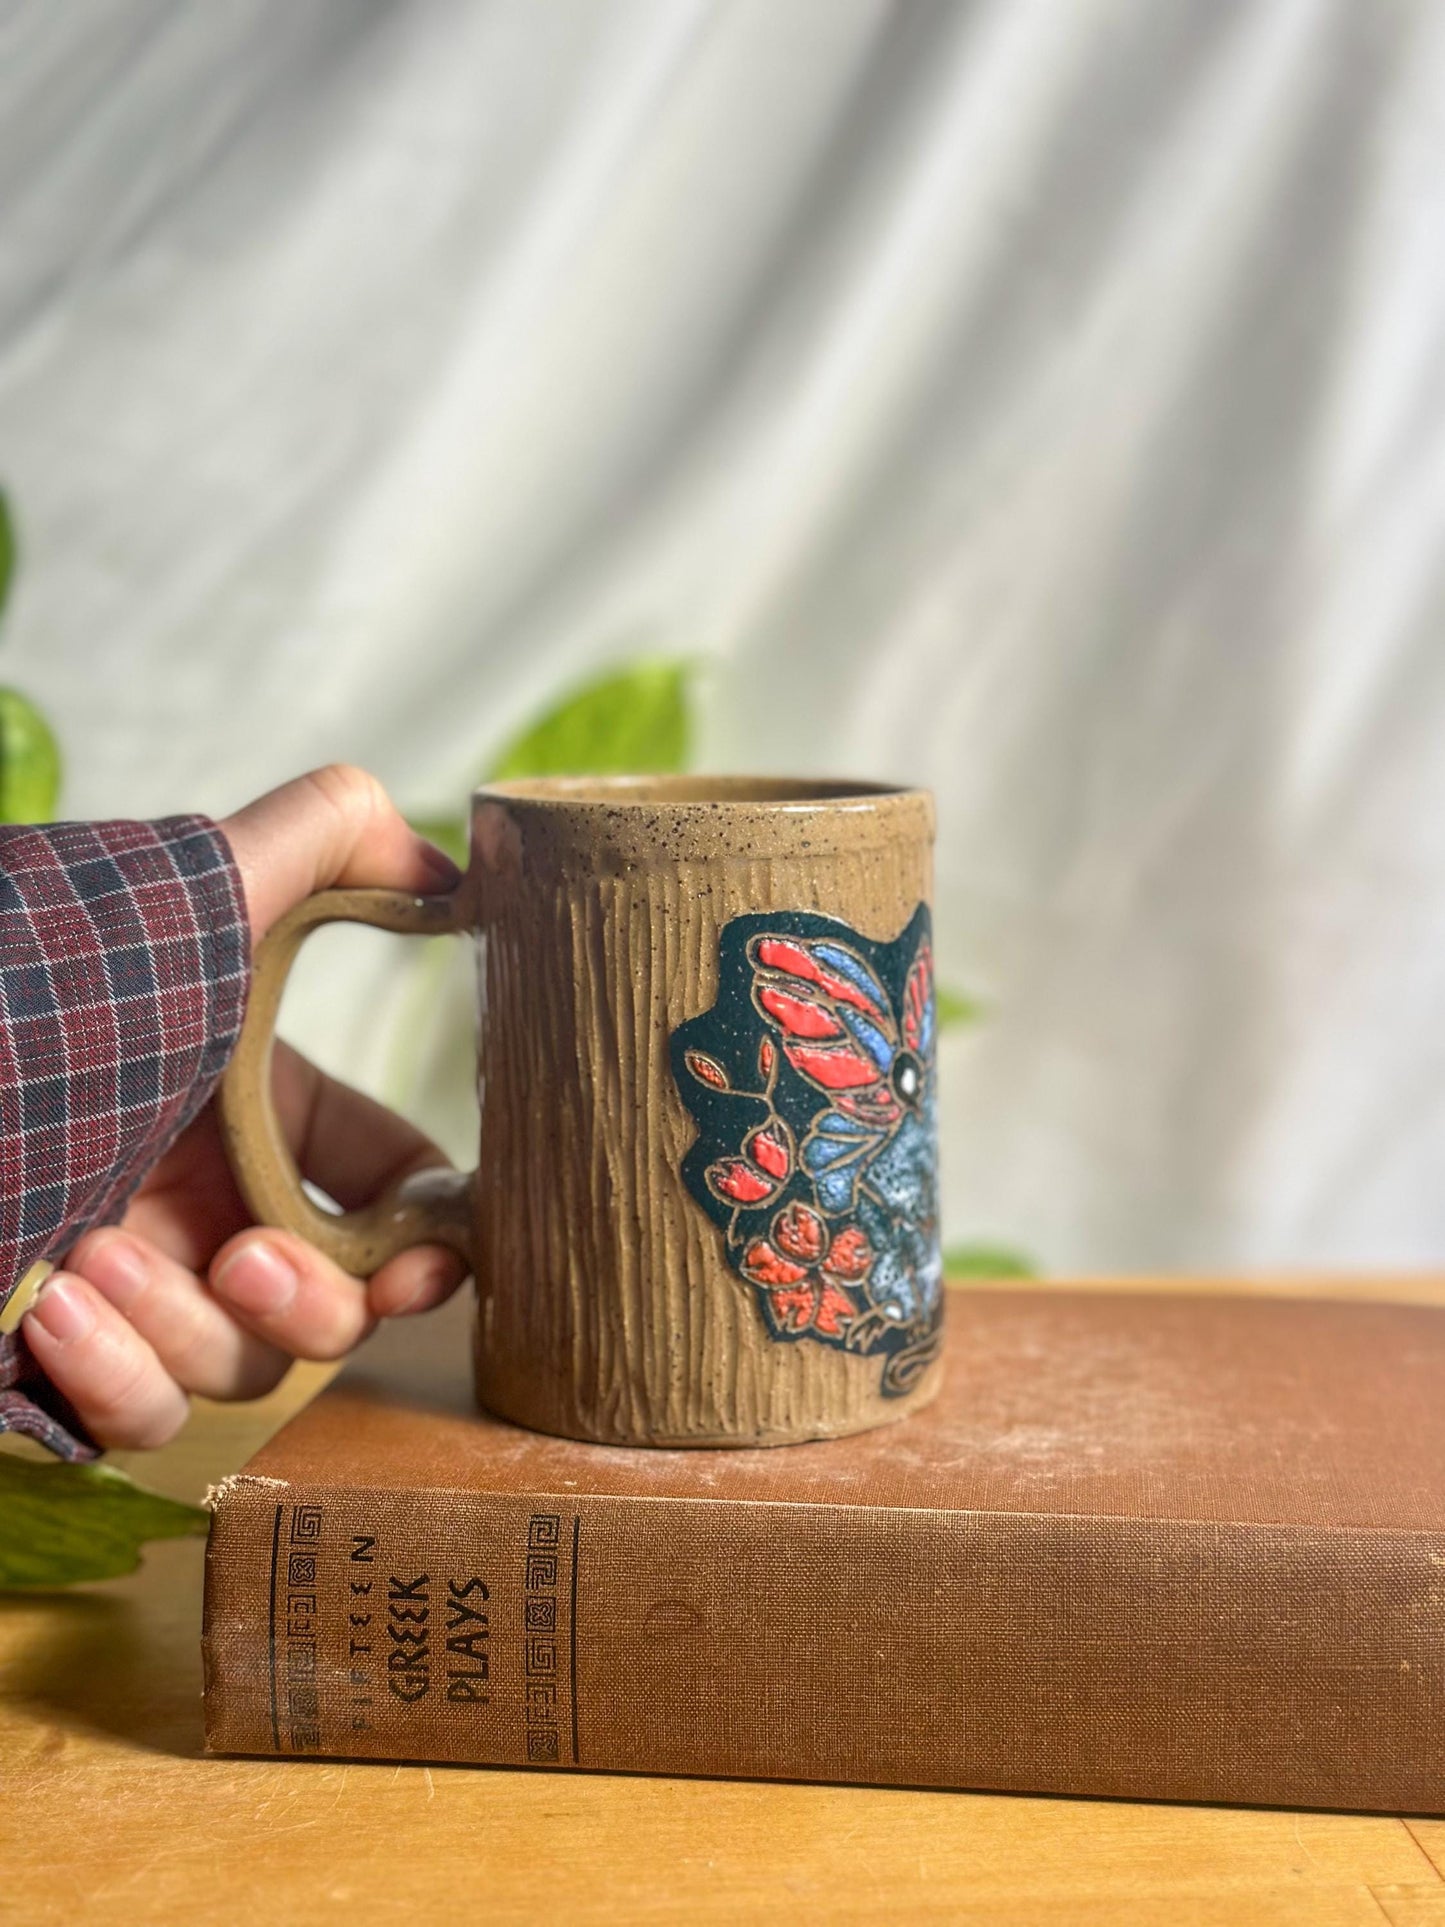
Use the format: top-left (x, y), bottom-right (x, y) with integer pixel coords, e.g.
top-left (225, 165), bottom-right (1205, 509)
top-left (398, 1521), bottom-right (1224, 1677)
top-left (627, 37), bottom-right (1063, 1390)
top-left (4, 1277), bottom-right (1445, 1926)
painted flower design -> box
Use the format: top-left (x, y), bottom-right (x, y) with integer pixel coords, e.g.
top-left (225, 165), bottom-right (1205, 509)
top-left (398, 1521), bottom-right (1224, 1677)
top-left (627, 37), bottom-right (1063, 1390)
top-left (671, 906), bottom-right (942, 1396)
top-left (742, 1200), bottom-right (872, 1339)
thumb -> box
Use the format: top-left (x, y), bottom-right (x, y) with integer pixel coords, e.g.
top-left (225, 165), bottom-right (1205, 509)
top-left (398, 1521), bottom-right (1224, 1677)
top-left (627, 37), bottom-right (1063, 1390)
top-left (219, 765), bottom-right (461, 940)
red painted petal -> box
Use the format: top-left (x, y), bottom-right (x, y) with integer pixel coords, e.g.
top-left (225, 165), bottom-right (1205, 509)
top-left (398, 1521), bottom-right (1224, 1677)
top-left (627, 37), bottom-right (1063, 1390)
top-left (904, 941), bottom-right (933, 1052)
top-left (774, 1201), bottom-right (825, 1263)
top-left (743, 1240), bottom-right (809, 1288)
top-left (747, 1125), bottom-right (792, 1180)
top-left (813, 967), bottom-right (885, 1019)
top-left (824, 1225), bottom-right (872, 1281)
top-left (708, 1159), bottom-right (777, 1205)
top-left (759, 1037), bottom-right (776, 1078)
top-left (751, 936), bottom-right (881, 1018)
top-left (685, 1049), bottom-right (730, 1091)
top-left (769, 1283), bottom-right (821, 1331)
top-left (783, 1042), bottom-right (881, 1090)
top-left (758, 985), bottom-right (843, 1040)
top-left (813, 1282), bottom-right (856, 1336)
top-left (836, 1084), bottom-right (899, 1123)
top-left (754, 938), bottom-right (821, 982)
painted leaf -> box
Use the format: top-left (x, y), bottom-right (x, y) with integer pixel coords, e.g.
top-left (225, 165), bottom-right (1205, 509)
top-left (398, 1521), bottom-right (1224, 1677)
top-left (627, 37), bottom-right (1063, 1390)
top-left (0, 1454), bottom-right (207, 1589)
top-left (0, 687), bottom-right (61, 824)
top-left (684, 1050), bottom-right (730, 1091)
top-left (746, 1123), bottom-right (792, 1180)
top-left (707, 1157), bottom-right (778, 1206)
top-left (489, 659), bottom-right (692, 780)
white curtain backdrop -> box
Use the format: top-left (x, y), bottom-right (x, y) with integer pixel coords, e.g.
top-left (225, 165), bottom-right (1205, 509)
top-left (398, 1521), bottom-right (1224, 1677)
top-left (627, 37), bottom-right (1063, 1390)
top-left (2, 0), bottom-right (1444, 1273)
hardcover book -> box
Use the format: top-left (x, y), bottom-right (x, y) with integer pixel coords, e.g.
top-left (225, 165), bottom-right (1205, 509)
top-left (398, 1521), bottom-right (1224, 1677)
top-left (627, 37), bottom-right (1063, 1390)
top-left (203, 1284), bottom-right (1445, 1812)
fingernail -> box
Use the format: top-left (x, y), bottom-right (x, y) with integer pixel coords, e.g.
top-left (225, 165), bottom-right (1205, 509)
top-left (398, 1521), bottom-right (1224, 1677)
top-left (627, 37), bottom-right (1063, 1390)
top-left (82, 1234), bottom-right (148, 1311)
top-left (28, 1276), bottom-right (96, 1345)
top-left (214, 1241), bottom-right (298, 1315)
top-left (416, 839), bottom-right (462, 888)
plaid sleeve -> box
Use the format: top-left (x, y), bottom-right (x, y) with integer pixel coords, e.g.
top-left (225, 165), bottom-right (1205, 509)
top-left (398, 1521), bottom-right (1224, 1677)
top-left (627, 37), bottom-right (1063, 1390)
top-left (0, 816), bottom-right (250, 1459)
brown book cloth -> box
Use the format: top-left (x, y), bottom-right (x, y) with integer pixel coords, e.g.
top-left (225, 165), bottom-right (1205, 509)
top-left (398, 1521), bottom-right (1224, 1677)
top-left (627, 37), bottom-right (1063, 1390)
top-left (203, 1285), bottom-right (1445, 1812)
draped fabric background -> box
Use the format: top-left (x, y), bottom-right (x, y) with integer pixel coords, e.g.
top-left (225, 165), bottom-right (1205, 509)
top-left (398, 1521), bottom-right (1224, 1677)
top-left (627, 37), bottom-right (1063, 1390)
top-left (2, 0), bottom-right (1443, 1273)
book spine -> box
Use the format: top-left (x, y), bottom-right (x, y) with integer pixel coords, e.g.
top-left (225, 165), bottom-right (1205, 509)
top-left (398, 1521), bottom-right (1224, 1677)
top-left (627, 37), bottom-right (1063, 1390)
top-left (202, 1478), bottom-right (1445, 1811)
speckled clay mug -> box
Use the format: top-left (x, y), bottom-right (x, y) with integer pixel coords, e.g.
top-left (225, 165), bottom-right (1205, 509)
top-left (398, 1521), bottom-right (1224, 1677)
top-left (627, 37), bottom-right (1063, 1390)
top-left (218, 776), bottom-right (942, 1446)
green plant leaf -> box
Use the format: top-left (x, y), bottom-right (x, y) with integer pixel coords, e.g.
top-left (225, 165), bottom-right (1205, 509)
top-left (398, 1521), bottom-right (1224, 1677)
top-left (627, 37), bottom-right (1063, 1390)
top-left (944, 1242), bottom-right (1039, 1280)
top-left (409, 658), bottom-right (695, 862)
top-left (936, 984), bottom-right (984, 1030)
top-left (0, 686), bottom-right (61, 822)
top-left (0, 490), bottom-right (14, 629)
top-left (0, 1454), bottom-right (207, 1589)
top-left (409, 813), bottom-right (469, 870)
top-left (488, 659), bottom-right (692, 780)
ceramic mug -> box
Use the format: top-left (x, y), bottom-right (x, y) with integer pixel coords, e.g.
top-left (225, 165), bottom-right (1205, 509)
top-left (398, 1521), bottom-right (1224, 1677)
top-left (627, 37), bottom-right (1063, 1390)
top-left (218, 775), bottom-right (942, 1446)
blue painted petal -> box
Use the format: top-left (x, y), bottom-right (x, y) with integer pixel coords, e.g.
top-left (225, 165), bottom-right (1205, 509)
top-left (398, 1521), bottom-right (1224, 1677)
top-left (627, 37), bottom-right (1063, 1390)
top-left (804, 1136), bottom-right (849, 1171)
top-left (805, 1132), bottom-right (873, 1173)
top-left (916, 997), bottom-right (935, 1058)
top-left (813, 1109), bottom-right (872, 1138)
top-left (840, 1006), bottom-right (895, 1072)
top-left (813, 943), bottom-right (888, 1012)
top-left (815, 1167), bottom-right (857, 1214)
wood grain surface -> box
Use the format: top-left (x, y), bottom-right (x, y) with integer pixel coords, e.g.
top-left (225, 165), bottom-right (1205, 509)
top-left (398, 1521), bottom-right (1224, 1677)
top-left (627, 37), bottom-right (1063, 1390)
top-left (4, 1275), bottom-right (1445, 1926)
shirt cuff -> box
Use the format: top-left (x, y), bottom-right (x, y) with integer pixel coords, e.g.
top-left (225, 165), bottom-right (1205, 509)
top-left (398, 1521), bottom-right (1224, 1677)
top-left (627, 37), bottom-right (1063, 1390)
top-left (0, 813), bottom-right (251, 1459)
top-left (0, 1325), bottom-right (100, 1460)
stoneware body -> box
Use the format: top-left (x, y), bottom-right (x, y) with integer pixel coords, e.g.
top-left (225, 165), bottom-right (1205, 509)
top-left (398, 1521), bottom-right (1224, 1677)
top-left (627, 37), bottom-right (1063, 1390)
top-left (219, 775), bottom-right (941, 1447)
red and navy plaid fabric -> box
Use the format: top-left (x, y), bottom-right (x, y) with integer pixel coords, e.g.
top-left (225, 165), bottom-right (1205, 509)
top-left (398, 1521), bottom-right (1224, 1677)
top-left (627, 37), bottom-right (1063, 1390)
top-left (0, 816), bottom-right (249, 1458)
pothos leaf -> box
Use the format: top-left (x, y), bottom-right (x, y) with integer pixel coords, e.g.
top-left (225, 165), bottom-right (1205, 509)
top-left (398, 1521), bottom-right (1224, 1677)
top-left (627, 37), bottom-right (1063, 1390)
top-left (936, 984), bottom-right (984, 1030)
top-left (943, 1242), bottom-right (1039, 1280)
top-left (0, 490), bottom-right (14, 628)
top-left (0, 686), bottom-right (61, 823)
top-left (0, 1452), bottom-right (207, 1589)
top-left (408, 813), bottom-right (468, 870)
top-left (410, 657), bottom-right (695, 861)
top-left (488, 659), bottom-right (692, 780)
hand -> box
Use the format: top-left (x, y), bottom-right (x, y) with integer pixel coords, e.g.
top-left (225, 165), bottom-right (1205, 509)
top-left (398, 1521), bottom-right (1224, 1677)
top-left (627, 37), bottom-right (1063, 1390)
top-left (22, 766), bottom-right (467, 1450)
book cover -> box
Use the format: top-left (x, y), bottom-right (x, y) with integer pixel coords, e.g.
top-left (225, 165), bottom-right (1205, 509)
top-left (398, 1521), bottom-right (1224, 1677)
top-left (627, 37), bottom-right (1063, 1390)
top-left (203, 1284), bottom-right (1445, 1811)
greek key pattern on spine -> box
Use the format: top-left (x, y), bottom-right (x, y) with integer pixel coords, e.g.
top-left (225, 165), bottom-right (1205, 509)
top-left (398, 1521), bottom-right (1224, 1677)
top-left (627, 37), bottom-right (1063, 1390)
top-left (280, 1505), bottom-right (323, 1752)
top-left (522, 1513), bottom-right (561, 1761)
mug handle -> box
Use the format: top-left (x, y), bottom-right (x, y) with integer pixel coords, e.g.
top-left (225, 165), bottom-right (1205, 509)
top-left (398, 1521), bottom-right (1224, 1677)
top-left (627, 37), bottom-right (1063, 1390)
top-left (217, 885), bottom-right (476, 1276)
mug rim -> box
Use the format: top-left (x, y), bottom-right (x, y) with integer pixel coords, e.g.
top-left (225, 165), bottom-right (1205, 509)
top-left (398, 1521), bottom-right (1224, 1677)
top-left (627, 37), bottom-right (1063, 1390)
top-left (472, 773), bottom-right (926, 810)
